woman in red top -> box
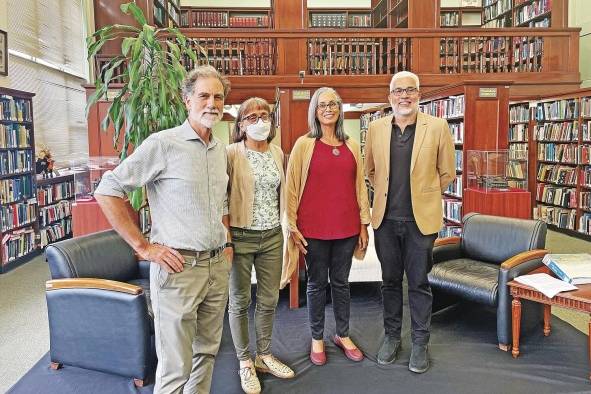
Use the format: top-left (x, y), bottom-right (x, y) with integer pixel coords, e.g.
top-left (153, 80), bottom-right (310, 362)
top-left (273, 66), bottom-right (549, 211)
top-left (285, 87), bottom-right (371, 366)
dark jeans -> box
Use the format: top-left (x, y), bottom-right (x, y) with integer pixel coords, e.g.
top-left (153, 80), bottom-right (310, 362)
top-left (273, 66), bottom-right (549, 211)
top-left (305, 235), bottom-right (358, 340)
top-left (374, 220), bottom-right (437, 345)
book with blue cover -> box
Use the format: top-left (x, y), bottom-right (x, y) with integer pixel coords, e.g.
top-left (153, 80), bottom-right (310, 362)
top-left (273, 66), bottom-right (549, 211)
top-left (542, 254), bottom-right (591, 285)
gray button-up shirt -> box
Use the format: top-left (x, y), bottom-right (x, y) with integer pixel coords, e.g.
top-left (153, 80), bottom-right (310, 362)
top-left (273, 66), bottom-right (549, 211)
top-left (95, 120), bottom-right (229, 251)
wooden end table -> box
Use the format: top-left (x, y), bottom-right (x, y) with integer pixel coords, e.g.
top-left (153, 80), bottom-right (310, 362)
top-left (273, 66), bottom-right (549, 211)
top-left (508, 265), bottom-right (591, 380)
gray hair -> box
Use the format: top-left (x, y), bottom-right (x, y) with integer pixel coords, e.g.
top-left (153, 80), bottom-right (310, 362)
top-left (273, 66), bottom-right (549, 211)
top-left (182, 65), bottom-right (231, 100)
top-left (307, 87), bottom-right (348, 142)
top-left (389, 71), bottom-right (420, 92)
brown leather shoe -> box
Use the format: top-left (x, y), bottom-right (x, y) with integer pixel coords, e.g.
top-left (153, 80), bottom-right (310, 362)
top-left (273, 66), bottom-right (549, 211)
top-left (333, 335), bottom-right (364, 362)
top-left (310, 344), bottom-right (327, 366)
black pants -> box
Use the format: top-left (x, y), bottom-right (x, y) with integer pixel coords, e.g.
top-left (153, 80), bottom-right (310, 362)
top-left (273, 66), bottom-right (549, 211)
top-left (305, 236), bottom-right (358, 340)
top-left (374, 220), bottom-right (437, 345)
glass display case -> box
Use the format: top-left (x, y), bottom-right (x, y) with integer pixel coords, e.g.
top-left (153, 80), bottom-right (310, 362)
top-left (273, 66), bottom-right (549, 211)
top-left (466, 149), bottom-right (528, 192)
top-left (69, 156), bottom-right (120, 202)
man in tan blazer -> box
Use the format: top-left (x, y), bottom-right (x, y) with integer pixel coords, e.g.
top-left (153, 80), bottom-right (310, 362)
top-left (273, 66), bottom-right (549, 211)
top-left (365, 71), bottom-right (455, 373)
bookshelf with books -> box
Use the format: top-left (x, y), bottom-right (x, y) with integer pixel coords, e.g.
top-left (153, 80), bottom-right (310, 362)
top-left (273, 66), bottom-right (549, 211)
top-left (36, 174), bottom-right (74, 248)
top-left (439, 0), bottom-right (483, 28)
top-left (0, 88), bottom-right (39, 273)
top-left (308, 9), bottom-right (372, 28)
top-left (180, 7), bottom-right (273, 29)
top-left (419, 82), bottom-right (522, 234)
top-left (480, 0), bottom-right (565, 28)
top-left (529, 90), bottom-right (591, 239)
top-left (508, 101), bottom-right (531, 190)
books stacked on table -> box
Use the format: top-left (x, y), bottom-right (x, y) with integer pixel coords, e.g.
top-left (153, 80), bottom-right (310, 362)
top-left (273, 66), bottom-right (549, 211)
top-left (542, 253), bottom-right (591, 285)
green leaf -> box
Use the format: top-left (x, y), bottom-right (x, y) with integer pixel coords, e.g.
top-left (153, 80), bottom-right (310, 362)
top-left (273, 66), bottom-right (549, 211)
top-left (121, 2), bottom-right (147, 26)
top-left (129, 188), bottom-right (144, 211)
top-left (121, 37), bottom-right (135, 56)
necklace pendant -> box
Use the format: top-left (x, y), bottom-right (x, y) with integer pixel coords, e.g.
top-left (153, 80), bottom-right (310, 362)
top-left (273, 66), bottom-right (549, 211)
top-left (332, 147), bottom-right (340, 156)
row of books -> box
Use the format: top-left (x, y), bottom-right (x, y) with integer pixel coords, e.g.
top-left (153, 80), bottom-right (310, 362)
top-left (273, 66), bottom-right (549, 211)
top-left (536, 184), bottom-right (577, 208)
top-left (537, 143), bottom-right (583, 164)
top-left (455, 150), bottom-right (463, 171)
top-left (0, 176), bottom-right (34, 204)
top-left (534, 121), bottom-right (579, 142)
top-left (310, 53), bottom-right (378, 75)
top-left (515, 0), bottom-right (551, 26)
top-left (420, 95), bottom-right (465, 119)
top-left (0, 202), bottom-right (36, 232)
top-left (582, 166), bottom-right (591, 187)
top-left (0, 96), bottom-right (32, 122)
top-left (40, 218), bottom-right (72, 248)
top-left (582, 98), bottom-right (591, 118)
top-left (535, 99), bottom-right (579, 121)
top-left (445, 176), bottom-right (462, 198)
top-left (507, 161), bottom-right (527, 180)
top-left (1, 228), bottom-right (36, 265)
top-left (39, 200), bottom-right (71, 227)
top-left (186, 11), bottom-right (271, 28)
top-left (583, 121), bottom-right (590, 141)
top-left (229, 16), bottom-right (271, 28)
top-left (482, 14), bottom-right (511, 28)
top-left (513, 38), bottom-right (543, 69)
top-left (443, 199), bottom-right (462, 223)
top-left (483, 0), bottom-right (512, 23)
top-left (37, 181), bottom-right (75, 207)
top-left (580, 213), bottom-right (591, 236)
top-left (509, 124), bottom-right (528, 142)
top-left (509, 144), bottom-right (528, 160)
top-left (537, 164), bottom-right (578, 186)
top-left (440, 12), bottom-right (459, 27)
top-left (0, 149), bottom-right (33, 176)
top-left (438, 224), bottom-right (462, 238)
top-left (510, 104), bottom-right (530, 123)
top-left (0, 124), bottom-right (31, 149)
top-left (581, 192), bottom-right (591, 211)
top-left (533, 204), bottom-right (576, 230)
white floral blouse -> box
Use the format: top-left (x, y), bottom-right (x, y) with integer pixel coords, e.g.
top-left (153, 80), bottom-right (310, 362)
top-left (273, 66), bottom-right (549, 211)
top-left (245, 149), bottom-right (281, 230)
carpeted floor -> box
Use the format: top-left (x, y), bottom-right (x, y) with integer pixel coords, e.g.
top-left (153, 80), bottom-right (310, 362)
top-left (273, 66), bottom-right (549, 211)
top-left (1, 229), bottom-right (591, 393)
top-left (7, 283), bottom-right (591, 394)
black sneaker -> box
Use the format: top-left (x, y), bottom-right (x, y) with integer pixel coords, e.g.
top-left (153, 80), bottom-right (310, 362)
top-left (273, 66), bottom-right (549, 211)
top-left (408, 344), bottom-right (429, 373)
top-left (376, 336), bottom-right (401, 365)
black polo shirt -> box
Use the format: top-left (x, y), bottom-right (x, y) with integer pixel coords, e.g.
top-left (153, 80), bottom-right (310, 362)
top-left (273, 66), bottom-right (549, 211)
top-left (385, 122), bottom-right (416, 221)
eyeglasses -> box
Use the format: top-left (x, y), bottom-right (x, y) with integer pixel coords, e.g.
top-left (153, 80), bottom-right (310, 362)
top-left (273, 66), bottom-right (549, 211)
top-left (390, 87), bottom-right (419, 97)
top-left (317, 101), bottom-right (339, 111)
top-left (243, 113), bottom-right (270, 123)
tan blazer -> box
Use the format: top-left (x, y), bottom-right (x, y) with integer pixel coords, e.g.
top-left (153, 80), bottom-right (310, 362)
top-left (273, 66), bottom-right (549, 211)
top-left (364, 111), bottom-right (456, 234)
top-left (226, 141), bottom-right (285, 228)
top-left (279, 135), bottom-right (371, 288)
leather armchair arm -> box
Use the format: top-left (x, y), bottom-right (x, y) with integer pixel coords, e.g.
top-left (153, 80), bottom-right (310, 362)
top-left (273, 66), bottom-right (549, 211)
top-left (46, 278), bottom-right (143, 295)
top-left (500, 249), bottom-right (549, 270)
top-left (433, 236), bottom-right (462, 264)
top-left (45, 279), bottom-right (152, 380)
top-left (138, 260), bottom-right (151, 280)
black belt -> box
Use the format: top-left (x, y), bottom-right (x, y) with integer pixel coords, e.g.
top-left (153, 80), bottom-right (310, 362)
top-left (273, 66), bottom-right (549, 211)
top-left (177, 246), bottom-right (223, 260)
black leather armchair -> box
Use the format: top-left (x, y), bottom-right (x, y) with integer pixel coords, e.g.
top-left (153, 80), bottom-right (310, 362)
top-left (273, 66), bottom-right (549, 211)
top-left (45, 230), bottom-right (154, 387)
top-left (430, 213), bottom-right (548, 351)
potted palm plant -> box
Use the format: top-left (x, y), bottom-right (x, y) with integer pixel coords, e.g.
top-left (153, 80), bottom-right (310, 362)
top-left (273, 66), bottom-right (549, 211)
top-left (86, 2), bottom-right (204, 209)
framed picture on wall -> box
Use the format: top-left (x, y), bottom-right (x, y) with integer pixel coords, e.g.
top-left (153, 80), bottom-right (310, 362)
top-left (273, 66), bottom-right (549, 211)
top-left (0, 30), bottom-right (7, 76)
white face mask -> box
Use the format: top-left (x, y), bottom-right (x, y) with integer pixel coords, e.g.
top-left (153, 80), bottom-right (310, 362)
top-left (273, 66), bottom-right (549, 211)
top-left (245, 118), bottom-right (271, 141)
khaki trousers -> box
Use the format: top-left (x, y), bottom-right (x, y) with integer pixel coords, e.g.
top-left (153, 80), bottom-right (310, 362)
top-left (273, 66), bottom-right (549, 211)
top-left (150, 253), bottom-right (231, 394)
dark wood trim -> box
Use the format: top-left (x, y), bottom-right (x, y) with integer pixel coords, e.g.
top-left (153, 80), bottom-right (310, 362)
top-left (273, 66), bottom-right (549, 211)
top-left (46, 278), bottom-right (143, 295)
top-left (434, 236), bottom-right (461, 247)
top-left (500, 249), bottom-right (549, 270)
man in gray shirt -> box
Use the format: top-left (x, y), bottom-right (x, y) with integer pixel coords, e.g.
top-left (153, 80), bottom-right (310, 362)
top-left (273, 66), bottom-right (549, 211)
top-left (94, 65), bottom-right (233, 394)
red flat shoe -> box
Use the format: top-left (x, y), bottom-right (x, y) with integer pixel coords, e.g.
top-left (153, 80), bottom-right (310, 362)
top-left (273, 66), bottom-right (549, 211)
top-left (310, 344), bottom-right (327, 366)
top-left (333, 335), bottom-right (364, 362)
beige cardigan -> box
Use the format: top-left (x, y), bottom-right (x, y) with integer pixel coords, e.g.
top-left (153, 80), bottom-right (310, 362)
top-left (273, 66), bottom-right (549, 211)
top-left (279, 135), bottom-right (371, 288)
top-left (226, 141), bottom-right (286, 228)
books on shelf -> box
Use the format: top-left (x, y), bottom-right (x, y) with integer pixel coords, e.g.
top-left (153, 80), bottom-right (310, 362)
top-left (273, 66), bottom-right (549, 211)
top-left (536, 184), bottom-right (577, 208)
top-left (40, 217), bottom-right (72, 248)
top-left (509, 124), bottom-right (528, 142)
top-left (515, 0), bottom-right (551, 26)
top-left (536, 99), bottom-right (579, 121)
top-left (0, 175), bottom-right (34, 204)
top-left (445, 176), bottom-right (462, 197)
top-left (533, 204), bottom-right (576, 230)
top-left (0, 124), bottom-right (31, 148)
top-left (1, 227), bottom-right (35, 265)
top-left (419, 95), bottom-right (464, 119)
top-left (0, 149), bottom-right (33, 175)
top-left (39, 200), bottom-right (71, 227)
top-left (534, 121), bottom-right (579, 142)
top-left (537, 143), bottom-right (579, 164)
top-left (443, 198), bottom-right (462, 223)
top-left (542, 253), bottom-right (591, 285)
top-left (0, 95), bottom-right (32, 122)
top-left (536, 164), bottom-right (577, 186)
top-left (0, 202), bottom-right (36, 232)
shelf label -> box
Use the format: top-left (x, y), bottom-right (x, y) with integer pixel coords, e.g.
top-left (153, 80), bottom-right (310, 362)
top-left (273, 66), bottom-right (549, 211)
top-left (479, 88), bottom-right (497, 98)
top-left (292, 90), bottom-right (310, 101)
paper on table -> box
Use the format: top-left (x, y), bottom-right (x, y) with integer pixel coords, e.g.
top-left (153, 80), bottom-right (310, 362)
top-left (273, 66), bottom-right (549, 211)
top-left (514, 273), bottom-right (578, 299)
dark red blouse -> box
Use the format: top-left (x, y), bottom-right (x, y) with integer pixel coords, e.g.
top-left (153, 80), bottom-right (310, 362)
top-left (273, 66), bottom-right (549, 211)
top-left (297, 139), bottom-right (361, 240)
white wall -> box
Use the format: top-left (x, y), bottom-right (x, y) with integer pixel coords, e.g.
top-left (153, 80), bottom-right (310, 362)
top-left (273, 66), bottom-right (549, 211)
top-left (344, 118), bottom-right (361, 142)
top-left (569, 0), bottom-right (591, 87)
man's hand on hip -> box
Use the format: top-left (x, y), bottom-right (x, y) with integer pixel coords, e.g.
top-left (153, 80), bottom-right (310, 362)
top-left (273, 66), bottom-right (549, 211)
top-left (138, 243), bottom-right (184, 273)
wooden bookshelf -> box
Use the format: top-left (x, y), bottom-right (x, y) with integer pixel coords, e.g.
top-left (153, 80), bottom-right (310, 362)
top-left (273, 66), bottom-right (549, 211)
top-left (521, 89), bottom-right (591, 240)
top-left (179, 7), bottom-right (273, 29)
top-left (308, 9), bottom-right (372, 28)
top-left (36, 174), bottom-right (74, 248)
top-left (508, 100), bottom-right (531, 191)
top-left (481, 0), bottom-right (559, 28)
top-left (440, 6), bottom-right (483, 28)
top-left (0, 88), bottom-right (40, 273)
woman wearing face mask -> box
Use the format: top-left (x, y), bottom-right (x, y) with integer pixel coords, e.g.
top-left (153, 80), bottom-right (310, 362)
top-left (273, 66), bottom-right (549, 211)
top-left (280, 87), bottom-right (370, 366)
top-left (226, 97), bottom-right (294, 394)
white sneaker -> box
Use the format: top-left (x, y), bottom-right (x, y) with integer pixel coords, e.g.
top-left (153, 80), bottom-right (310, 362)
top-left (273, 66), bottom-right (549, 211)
top-left (238, 365), bottom-right (261, 394)
top-left (255, 354), bottom-right (295, 379)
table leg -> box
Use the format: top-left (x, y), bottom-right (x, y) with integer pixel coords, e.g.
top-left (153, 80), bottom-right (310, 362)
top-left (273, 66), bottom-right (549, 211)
top-left (512, 297), bottom-right (522, 358)
top-left (543, 304), bottom-right (551, 336)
